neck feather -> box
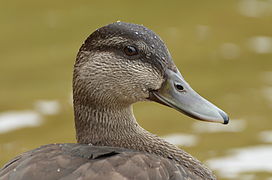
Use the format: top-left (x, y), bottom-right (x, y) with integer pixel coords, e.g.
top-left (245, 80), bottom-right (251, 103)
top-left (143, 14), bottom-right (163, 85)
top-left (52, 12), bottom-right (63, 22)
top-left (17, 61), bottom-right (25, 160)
top-left (74, 102), bottom-right (215, 179)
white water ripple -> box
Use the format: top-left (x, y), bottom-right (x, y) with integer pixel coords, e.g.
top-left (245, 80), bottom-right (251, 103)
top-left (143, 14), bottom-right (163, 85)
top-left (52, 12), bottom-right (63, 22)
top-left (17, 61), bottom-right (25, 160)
top-left (207, 145), bottom-right (272, 178)
top-left (0, 110), bottom-right (42, 134)
top-left (192, 119), bottom-right (246, 133)
top-left (34, 100), bottom-right (60, 115)
top-left (162, 133), bottom-right (198, 147)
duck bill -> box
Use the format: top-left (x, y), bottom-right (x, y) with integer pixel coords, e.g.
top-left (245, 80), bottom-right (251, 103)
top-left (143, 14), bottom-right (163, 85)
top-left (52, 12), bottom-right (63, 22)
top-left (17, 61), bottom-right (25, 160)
top-left (151, 69), bottom-right (229, 124)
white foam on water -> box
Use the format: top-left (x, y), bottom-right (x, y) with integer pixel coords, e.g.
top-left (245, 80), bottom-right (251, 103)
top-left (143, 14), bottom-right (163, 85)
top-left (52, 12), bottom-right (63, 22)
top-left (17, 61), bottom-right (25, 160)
top-left (192, 119), bottom-right (246, 133)
top-left (207, 145), bottom-right (272, 178)
top-left (34, 100), bottom-right (60, 115)
top-left (248, 36), bottom-right (272, 54)
top-left (259, 131), bottom-right (272, 143)
top-left (237, 0), bottom-right (272, 18)
top-left (220, 43), bottom-right (241, 59)
top-left (0, 110), bottom-right (42, 134)
top-left (162, 133), bottom-right (198, 147)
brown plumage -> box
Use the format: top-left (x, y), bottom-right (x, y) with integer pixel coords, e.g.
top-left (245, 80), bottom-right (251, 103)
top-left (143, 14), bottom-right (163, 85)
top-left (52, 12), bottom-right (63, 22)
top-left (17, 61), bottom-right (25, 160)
top-left (0, 144), bottom-right (206, 180)
top-left (0, 22), bottom-right (229, 180)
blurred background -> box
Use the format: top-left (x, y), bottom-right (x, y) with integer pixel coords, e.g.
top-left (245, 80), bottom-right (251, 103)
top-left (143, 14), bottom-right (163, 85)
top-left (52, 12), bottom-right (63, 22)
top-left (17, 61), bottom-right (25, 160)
top-left (0, 0), bottom-right (272, 179)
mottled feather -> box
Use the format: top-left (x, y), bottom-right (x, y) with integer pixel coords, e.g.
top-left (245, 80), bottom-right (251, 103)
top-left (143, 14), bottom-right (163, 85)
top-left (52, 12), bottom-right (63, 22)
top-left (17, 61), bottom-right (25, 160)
top-left (1, 144), bottom-right (206, 180)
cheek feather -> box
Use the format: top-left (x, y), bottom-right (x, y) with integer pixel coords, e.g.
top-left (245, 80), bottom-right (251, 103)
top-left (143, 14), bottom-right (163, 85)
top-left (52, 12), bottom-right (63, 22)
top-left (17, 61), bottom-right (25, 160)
top-left (76, 51), bottom-right (164, 104)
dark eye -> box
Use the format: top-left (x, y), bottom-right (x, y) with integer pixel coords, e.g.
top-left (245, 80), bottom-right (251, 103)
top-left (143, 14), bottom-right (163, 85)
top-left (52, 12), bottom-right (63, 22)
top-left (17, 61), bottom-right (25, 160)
top-left (124, 46), bottom-right (138, 56)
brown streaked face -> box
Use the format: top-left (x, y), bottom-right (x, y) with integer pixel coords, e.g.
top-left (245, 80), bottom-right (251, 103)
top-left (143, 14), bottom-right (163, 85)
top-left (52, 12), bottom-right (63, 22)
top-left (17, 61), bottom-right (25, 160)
top-left (74, 22), bottom-right (229, 124)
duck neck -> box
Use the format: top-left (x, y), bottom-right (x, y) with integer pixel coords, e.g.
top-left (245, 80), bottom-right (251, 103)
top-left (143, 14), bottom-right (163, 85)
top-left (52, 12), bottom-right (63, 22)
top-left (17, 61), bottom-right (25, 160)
top-left (74, 103), bottom-right (141, 145)
top-left (73, 102), bottom-right (214, 179)
top-left (74, 102), bottom-right (164, 148)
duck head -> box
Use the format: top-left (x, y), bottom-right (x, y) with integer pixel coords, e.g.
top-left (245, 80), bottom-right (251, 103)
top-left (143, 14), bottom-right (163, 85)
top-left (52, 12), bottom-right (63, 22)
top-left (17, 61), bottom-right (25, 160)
top-left (73, 22), bottom-right (229, 124)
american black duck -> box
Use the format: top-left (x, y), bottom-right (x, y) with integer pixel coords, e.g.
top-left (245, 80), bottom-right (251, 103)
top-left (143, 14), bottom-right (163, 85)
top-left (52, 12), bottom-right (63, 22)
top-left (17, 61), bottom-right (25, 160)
top-left (0, 22), bottom-right (229, 180)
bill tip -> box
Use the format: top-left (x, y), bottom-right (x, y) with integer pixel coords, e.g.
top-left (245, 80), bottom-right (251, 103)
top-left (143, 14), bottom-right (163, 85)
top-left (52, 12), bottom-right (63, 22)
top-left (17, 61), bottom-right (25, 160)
top-left (218, 110), bottom-right (229, 124)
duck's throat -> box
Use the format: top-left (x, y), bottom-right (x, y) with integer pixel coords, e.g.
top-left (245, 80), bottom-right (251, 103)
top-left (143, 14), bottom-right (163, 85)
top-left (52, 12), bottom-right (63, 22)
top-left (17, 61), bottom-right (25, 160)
top-left (74, 103), bottom-right (169, 151)
top-left (74, 103), bottom-right (140, 145)
top-left (74, 103), bottom-right (215, 179)
top-left (74, 102), bottom-right (190, 161)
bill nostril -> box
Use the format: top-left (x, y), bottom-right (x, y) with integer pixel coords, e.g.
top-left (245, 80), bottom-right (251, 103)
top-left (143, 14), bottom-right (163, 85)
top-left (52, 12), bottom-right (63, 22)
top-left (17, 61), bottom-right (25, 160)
top-left (174, 82), bottom-right (184, 91)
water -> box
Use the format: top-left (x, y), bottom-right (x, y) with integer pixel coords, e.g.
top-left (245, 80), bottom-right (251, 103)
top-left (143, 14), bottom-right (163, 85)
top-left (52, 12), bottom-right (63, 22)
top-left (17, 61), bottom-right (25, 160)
top-left (0, 0), bottom-right (272, 179)
top-left (162, 133), bottom-right (198, 147)
top-left (207, 145), bottom-right (272, 179)
top-left (0, 111), bottom-right (42, 134)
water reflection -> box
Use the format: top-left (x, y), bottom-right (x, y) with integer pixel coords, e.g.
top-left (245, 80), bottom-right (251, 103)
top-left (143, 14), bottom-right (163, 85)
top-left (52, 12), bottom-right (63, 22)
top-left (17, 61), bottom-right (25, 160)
top-left (262, 87), bottom-right (272, 108)
top-left (261, 72), bottom-right (272, 84)
top-left (0, 111), bottom-right (42, 134)
top-left (192, 119), bottom-right (246, 133)
top-left (0, 100), bottom-right (59, 134)
top-left (162, 133), bottom-right (198, 147)
top-left (195, 25), bottom-right (211, 41)
top-left (237, 0), bottom-right (272, 18)
top-left (207, 145), bottom-right (272, 178)
top-left (248, 36), bottom-right (272, 54)
top-left (34, 100), bottom-right (60, 115)
top-left (219, 43), bottom-right (241, 60)
top-left (259, 131), bottom-right (272, 143)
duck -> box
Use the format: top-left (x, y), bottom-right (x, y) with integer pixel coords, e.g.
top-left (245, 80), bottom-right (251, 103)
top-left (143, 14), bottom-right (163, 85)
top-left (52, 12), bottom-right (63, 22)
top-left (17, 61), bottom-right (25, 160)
top-left (0, 22), bottom-right (229, 180)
